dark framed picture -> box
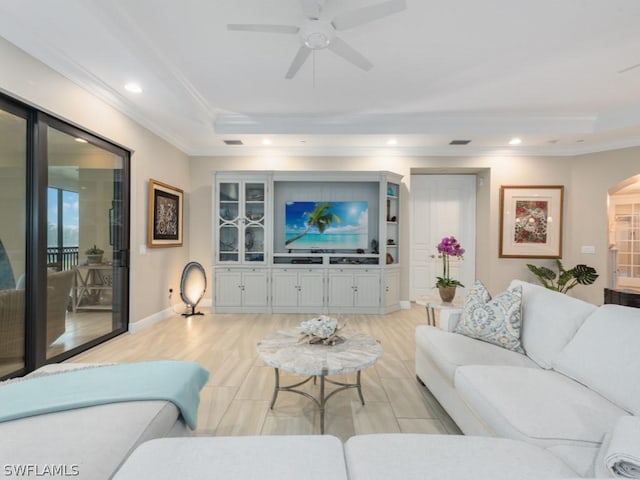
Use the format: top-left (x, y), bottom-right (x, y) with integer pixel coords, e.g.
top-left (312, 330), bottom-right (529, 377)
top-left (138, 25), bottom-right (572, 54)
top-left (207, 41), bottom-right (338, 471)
top-left (148, 179), bottom-right (183, 248)
top-left (499, 185), bottom-right (564, 258)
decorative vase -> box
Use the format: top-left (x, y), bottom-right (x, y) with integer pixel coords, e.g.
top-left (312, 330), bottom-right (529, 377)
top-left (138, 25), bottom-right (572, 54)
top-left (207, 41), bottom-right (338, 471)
top-left (438, 286), bottom-right (456, 303)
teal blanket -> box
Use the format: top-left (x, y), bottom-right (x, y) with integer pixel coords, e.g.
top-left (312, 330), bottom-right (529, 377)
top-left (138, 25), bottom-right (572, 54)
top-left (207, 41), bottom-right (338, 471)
top-left (0, 360), bottom-right (209, 429)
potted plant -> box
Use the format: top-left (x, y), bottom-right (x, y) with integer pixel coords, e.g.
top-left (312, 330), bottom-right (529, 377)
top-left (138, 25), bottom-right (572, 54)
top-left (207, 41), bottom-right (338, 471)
top-left (435, 236), bottom-right (465, 302)
top-left (85, 244), bottom-right (104, 265)
top-left (526, 260), bottom-right (599, 293)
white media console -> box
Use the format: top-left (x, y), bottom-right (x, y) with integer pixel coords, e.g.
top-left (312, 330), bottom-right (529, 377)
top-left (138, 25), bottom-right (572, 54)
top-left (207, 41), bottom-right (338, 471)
top-left (212, 171), bottom-right (402, 314)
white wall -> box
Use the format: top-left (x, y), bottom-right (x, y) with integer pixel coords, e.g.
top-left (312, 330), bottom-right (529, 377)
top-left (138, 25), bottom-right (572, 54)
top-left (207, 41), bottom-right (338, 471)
top-left (0, 37), bottom-right (191, 323)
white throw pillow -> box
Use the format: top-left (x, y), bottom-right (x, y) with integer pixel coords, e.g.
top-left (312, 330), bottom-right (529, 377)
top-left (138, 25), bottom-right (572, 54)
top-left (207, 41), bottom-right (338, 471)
top-left (509, 280), bottom-right (597, 369)
top-left (553, 304), bottom-right (640, 416)
top-left (455, 280), bottom-right (524, 353)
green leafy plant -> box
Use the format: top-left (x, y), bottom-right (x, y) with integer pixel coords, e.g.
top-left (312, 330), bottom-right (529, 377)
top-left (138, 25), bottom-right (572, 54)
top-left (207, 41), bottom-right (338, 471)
top-left (526, 260), bottom-right (599, 294)
top-left (85, 244), bottom-right (104, 255)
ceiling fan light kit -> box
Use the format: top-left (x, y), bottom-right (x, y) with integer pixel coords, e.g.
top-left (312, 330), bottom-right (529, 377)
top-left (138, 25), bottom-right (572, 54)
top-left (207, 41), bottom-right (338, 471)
top-left (300, 20), bottom-right (334, 49)
top-left (227, 0), bottom-right (407, 79)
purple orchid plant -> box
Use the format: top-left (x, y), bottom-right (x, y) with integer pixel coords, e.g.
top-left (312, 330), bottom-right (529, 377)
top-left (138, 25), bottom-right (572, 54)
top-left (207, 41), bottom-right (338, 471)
top-left (435, 236), bottom-right (465, 288)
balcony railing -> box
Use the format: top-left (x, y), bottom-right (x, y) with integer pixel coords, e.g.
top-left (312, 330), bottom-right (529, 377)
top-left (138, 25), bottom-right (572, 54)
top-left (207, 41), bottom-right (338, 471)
top-left (47, 246), bottom-right (79, 271)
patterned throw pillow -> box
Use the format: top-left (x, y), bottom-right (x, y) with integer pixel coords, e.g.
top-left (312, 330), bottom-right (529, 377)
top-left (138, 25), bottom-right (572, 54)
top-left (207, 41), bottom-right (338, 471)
top-left (455, 280), bottom-right (525, 353)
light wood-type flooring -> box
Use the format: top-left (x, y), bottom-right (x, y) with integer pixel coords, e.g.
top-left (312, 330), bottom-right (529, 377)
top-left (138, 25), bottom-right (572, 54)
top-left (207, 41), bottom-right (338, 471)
top-left (72, 305), bottom-right (462, 441)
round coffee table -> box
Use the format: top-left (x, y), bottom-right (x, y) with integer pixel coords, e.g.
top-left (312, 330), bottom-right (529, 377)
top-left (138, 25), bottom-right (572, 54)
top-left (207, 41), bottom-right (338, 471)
top-left (257, 328), bottom-right (383, 434)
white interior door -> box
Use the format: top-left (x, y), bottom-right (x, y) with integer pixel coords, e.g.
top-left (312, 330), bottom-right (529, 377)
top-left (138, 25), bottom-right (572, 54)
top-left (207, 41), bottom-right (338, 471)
top-left (410, 175), bottom-right (476, 300)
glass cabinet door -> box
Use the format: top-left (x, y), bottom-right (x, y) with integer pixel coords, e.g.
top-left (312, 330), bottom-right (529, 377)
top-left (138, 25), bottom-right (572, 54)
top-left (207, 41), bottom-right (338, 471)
top-left (217, 180), bottom-right (267, 264)
top-left (218, 182), bottom-right (239, 262)
top-left (244, 182), bottom-right (265, 263)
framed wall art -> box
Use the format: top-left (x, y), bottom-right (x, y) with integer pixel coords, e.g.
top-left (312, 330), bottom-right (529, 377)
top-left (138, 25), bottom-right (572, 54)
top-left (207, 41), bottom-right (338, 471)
top-left (148, 179), bottom-right (183, 248)
top-left (499, 185), bottom-right (564, 258)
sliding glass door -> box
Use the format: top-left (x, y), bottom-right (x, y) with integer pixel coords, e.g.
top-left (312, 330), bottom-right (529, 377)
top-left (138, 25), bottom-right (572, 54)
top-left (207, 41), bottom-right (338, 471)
top-left (0, 93), bottom-right (130, 379)
top-left (45, 125), bottom-right (129, 359)
top-left (0, 101), bottom-right (27, 377)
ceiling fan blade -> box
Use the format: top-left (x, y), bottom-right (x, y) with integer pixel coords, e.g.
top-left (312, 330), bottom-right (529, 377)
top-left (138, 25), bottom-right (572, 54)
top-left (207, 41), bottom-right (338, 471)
top-left (327, 37), bottom-right (373, 71)
top-left (285, 46), bottom-right (312, 79)
top-left (332, 0), bottom-right (406, 31)
top-left (227, 24), bottom-right (299, 34)
top-left (299, 0), bottom-right (325, 19)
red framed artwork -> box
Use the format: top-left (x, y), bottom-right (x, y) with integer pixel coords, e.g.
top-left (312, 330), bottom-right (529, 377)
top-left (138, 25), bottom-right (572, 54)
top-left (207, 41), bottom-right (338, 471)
top-left (499, 185), bottom-right (564, 258)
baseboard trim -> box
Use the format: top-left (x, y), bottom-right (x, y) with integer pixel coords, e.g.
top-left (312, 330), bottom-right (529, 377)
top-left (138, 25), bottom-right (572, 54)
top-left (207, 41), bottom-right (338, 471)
top-left (400, 300), bottom-right (411, 309)
top-left (129, 307), bottom-right (174, 334)
top-left (129, 299), bottom-right (214, 333)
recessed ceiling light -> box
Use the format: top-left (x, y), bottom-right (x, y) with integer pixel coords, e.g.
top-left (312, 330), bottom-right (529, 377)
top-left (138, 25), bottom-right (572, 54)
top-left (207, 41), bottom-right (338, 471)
top-left (74, 137), bottom-right (88, 144)
top-left (262, 138), bottom-right (272, 145)
top-left (124, 82), bottom-right (143, 94)
top-left (386, 138), bottom-right (398, 146)
top-left (508, 137), bottom-right (522, 145)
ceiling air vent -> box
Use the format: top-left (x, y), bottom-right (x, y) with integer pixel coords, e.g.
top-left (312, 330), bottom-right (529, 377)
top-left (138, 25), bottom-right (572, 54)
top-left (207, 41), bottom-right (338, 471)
top-left (449, 140), bottom-right (471, 145)
top-left (223, 139), bottom-right (244, 145)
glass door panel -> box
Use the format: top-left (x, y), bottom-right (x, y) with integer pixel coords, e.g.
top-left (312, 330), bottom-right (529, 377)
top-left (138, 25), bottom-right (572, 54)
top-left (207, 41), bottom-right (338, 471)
top-left (218, 182), bottom-right (240, 262)
top-left (244, 182), bottom-right (265, 263)
top-left (46, 126), bottom-right (126, 359)
top-left (0, 107), bottom-right (27, 377)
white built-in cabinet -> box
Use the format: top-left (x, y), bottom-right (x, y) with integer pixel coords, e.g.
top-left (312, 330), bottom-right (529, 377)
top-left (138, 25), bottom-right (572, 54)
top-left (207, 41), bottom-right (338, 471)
top-left (327, 269), bottom-right (380, 313)
top-left (271, 268), bottom-right (325, 312)
top-left (214, 268), bottom-right (269, 312)
top-left (384, 268), bottom-right (401, 310)
top-left (212, 171), bottom-right (402, 314)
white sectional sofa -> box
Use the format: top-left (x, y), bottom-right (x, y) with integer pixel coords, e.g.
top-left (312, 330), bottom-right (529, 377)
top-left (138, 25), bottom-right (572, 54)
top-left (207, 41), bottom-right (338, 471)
top-left (0, 362), bottom-right (200, 480)
top-left (415, 279), bottom-right (640, 477)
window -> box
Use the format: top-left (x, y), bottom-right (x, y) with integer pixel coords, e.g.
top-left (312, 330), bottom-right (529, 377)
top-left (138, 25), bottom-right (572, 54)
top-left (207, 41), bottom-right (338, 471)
top-left (47, 187), bottom-right (79, 270)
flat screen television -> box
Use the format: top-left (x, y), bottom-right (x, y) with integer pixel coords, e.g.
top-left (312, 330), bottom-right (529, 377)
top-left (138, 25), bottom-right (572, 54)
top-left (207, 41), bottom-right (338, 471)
top-left (285, 201), bottom-right (368, 251)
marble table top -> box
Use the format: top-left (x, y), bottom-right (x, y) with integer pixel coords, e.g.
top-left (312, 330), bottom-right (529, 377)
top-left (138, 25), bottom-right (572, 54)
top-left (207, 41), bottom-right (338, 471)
top-left (257, 328), bottom-right (383, 376)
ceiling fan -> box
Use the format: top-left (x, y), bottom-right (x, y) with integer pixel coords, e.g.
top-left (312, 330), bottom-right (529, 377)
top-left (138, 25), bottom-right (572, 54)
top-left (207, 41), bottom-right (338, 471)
top-left (227, 0), bottom-right (407, 79)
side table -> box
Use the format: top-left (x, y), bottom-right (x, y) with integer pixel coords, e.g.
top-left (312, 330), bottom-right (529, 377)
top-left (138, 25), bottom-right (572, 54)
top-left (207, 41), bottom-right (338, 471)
top-left (415, 294), bottom-right (463, 327)
top-left (72, 264), bottom-right (113, 312)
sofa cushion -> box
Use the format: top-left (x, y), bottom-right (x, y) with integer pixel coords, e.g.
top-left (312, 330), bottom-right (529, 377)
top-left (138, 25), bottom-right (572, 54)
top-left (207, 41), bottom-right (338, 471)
top-left (455, 365), bottom-right (627, 447)
top-left (509, 280), bottom-right (597, 369)
top-left (0, 401), bottom-right (181, 480)
top-left (455, 281), bottom-right (524, 353)
top-left (344, 434), bottom-right (578, 480)
top-left (553, 304), bottom-right (640, 416)
top-left (415, 325), bottom-right (538, 385)
top-left (114, 435), bottom-right (348, 480)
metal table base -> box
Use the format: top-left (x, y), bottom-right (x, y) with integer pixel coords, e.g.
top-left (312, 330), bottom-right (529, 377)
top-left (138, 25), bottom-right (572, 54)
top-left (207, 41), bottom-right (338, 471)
top-left (269, 368), bottom-right (365, 434)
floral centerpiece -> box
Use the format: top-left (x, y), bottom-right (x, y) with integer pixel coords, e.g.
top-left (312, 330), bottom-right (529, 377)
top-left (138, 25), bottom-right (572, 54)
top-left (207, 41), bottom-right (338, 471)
top-left (299, 315), bottom-right (344, 346)
top-left (435, 236), bottom-right (465, 302)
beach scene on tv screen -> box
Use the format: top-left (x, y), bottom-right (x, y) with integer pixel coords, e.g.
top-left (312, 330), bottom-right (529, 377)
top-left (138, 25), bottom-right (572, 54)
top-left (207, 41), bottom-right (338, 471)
top-left (285, 201), bottom-right (368, 250)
